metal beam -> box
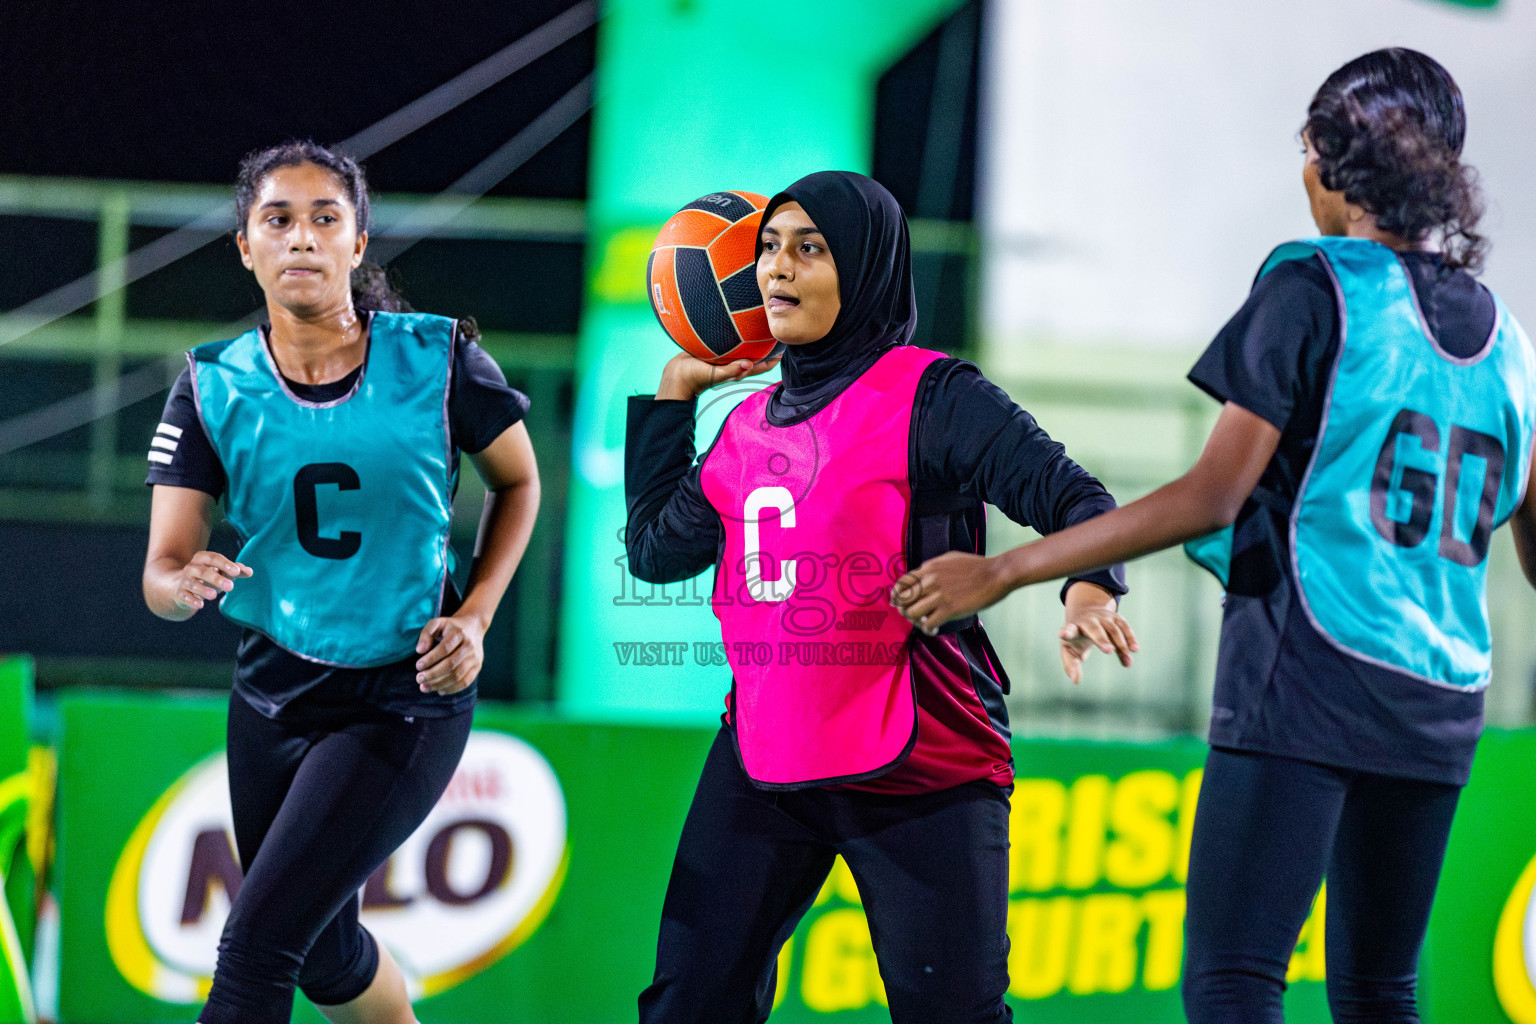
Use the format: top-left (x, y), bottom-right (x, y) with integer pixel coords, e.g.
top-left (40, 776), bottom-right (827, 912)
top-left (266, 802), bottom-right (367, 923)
top-left (0, 175), bottom-right (587, 242)
top-left (0, 317), bottom-right (577, 370)
top-left (0, 175), bottom-right (971, 250)
top-left (88, 192), bottom-right (130, 513)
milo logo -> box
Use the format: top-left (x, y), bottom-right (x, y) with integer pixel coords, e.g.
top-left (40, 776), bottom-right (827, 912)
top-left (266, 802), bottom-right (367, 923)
top-left (105, 731), bottom-right (567, 1002)
top-left (1496, 850), bottom-right (1536, 1023)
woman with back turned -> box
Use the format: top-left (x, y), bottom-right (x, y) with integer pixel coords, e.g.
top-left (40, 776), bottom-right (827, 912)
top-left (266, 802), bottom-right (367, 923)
top-left (896, 49), bottom-right (1536, 1023)
top-left (141, 141), bottom-right (540, 1024)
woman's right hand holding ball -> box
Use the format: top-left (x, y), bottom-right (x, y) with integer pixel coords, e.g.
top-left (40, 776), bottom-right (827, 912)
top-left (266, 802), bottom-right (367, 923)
top-left (655, 351), bottom-right (782, 401)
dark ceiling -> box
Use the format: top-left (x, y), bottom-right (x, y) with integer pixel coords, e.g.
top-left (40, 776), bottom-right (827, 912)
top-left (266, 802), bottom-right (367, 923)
top-left (0, 0), bottom-right (595, 197)
top-left (0, 0), bottom-right (978, 218)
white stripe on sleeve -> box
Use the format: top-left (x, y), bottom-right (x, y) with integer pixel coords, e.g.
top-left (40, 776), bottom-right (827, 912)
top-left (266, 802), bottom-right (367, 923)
top-left (150, 437), bottom-right (178, 452)
top-left (147, 451), bottom-right (174, 465)
top-left (156, 422), bottom-right (184, 439)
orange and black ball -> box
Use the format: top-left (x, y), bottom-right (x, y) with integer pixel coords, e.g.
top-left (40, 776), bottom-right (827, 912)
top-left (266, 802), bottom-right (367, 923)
top-left (647, 191), bottom-right (781, 365)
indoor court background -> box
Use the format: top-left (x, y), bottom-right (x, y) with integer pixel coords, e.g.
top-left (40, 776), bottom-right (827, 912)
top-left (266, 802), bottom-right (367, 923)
top-left (1, 1), bottom-right (1535, 1021)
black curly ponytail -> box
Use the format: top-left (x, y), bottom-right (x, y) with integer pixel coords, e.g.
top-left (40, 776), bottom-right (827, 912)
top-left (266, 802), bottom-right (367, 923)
top-left (1304, 49), bottom-right (1486, 272)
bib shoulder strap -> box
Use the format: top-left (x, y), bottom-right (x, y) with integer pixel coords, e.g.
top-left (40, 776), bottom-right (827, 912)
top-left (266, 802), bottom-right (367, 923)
top-left (855, 345), bottom-right (947, 395)
top-left (1254, 236), bottom-right (1405, 285)
top-left (368, 310), bottom-right (457, 348)
top-left (190, 328), bottom-right (261, 367)
top-left (188, 329), bottom-right (265, 429)
top-left (1255, 240), bottom-right (1324, 284)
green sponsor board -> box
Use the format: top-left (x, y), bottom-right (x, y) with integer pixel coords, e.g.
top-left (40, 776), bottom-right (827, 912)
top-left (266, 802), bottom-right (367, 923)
top-left (52, 691), bottom-right (1536, 1023)
top-left (558, 0), bottom-right (962, 717)
top-left (1425, 729), bottom-right (1536, 1023)
top-left (51, 691), bottom-right (1362, 1023)
top-left (54, 693), bottom-right (712, 1023)
top-left (0, 658), bottom-right (35, 1024)
top-left (763, 738), bottom-right (1328, 1023)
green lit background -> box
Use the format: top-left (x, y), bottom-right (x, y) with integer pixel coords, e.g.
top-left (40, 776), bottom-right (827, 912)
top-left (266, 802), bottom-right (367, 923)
top-left (4, 0), bottom-right (1536, 1020)
top-left (558, 0), bottom-right (963, 716)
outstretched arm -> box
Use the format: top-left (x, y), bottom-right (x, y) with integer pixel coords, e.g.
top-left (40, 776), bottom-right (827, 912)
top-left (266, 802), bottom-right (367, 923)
top-left (893, 401), bottom-right (1281, 633)
top-left (415, 420), bottom-right (540, 694)
top-left (911, 362), bottom-right (1134, 675)
top-left (914, 363), bottom-right (1128, 597)
top-left (1508, 444), bottom-right (1536, 589)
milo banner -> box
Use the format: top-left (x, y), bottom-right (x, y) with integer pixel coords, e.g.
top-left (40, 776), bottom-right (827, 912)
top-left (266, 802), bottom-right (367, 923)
top-left (1431, 729), bottom-right (1536, 1023)
top-left (55, 694), bottom-right (713, 1024)
top-left (50, 691), bottom-right (1536, 1022)
top-left (0, 658), bottom-right (35, 1024)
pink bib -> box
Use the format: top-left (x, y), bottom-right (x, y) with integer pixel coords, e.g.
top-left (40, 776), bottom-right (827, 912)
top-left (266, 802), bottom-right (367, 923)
top-left (700, 346), bottom-right (944, 787)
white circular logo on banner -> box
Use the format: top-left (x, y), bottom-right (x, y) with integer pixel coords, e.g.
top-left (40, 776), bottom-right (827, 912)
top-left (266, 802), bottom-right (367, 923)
top-left (1495, 850), bottom-right (1536, 1023)
top-left (106, 730), bottom-right (567, 1003)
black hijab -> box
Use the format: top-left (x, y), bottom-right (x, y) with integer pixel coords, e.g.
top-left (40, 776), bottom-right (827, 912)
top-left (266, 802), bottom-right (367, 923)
top-left (756, 171), bottom-right (917, 395)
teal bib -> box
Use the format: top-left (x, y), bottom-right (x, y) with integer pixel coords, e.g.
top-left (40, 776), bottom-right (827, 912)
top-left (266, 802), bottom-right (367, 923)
top-left (191, 312), bottom-right (457, 667)
top-left (1186, 238), bottom-right (1536, 690)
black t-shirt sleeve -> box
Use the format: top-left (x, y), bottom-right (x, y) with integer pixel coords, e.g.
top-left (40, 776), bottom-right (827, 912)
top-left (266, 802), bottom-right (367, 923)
top-left (449, 336), bottom-right (530, 454)
top-left (146, 338), bottom-right (529, 493)
top-left (144, 366), bottom-right (227, 498)
top-left (1188, 255), bottom-right (1337, 431)
top-left (915, 359), bottom-right (1128, 597)
top-left (623, 396), bottom-right (723, 584)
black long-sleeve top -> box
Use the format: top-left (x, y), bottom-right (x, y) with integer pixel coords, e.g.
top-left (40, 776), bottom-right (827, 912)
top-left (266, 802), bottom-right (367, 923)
top-left (623, 353), bottom-right (1127, 794)
top-left (1188, 252), bottom-right (1494, 784)
top-left (627, 357), bottom-right (1127, 595)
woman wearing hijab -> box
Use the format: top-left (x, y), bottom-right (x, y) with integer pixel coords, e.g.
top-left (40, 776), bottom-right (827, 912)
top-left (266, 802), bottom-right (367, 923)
top-left (624, 171), bottom-right (1136, 1023)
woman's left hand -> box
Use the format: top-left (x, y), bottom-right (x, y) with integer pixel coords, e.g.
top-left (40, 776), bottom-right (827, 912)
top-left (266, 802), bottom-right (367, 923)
top-left (1059, 583), bottom-right (1138, 685)
top-left (415, 614), bottom-right (488, 694)
top-left (890, 551), bottom-right (1012, 635)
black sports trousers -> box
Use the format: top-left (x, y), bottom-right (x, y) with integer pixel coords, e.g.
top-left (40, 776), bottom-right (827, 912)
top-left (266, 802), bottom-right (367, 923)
top-left (198, 691), bottom-right (472, 1024)
top-left (1183, 746), bottom-right (1461, 1024)
top-left (639, 726), bottom-right (1014, 1024)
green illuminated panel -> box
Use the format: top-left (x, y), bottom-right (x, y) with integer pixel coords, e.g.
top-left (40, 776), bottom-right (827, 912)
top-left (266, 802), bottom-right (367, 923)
top-left (558, 0), bottom-right (960, 715)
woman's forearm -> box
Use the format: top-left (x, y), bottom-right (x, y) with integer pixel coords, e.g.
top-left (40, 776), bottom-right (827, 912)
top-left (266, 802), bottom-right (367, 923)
top-left (994, 473), bottom-right (1234, 591)
top-left (143, 484), bottom-right (224, 622)
top-left (1510, 474), bottom-right (1536, 590)
top-left (458, 477), bottom-right (540, 629)
top-left (994, 401), bottom-right (1283, 592)
top-left (624, 397), bottom-right (723, 583)
top-left (891, 401), bottom-right (1281, 632)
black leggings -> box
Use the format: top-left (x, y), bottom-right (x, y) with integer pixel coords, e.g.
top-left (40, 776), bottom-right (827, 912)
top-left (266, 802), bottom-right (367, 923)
top-left (199, 692), bottom-right (472, 1024)
top-left (639, 727), bottom-right (1013, 1024)
top-left (1183, 747), bottom-right (1461, 1024)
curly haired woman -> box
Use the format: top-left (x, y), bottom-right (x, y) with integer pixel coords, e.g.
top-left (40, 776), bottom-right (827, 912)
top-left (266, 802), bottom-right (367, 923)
top-left (896, 48), bottom-right (1536, 1024)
